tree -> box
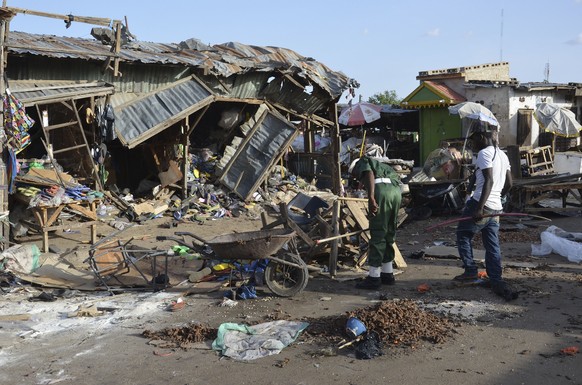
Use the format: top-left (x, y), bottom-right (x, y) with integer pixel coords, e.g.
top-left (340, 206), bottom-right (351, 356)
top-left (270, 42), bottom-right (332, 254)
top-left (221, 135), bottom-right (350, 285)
top-left (368, 90), bottom-right (401, 106)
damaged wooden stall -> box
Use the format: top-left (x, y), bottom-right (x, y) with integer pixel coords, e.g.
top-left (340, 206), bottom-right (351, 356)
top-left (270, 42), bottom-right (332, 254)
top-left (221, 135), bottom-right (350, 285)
top-left (1, 5), bottom-right (355, 253)
top-left (511, 173), bottom-right (582, 213)
top-left (261, 193), bottom-right (407, 277)
top-left (2, 27), bottom-right (352, 200)
top-left (13, 168), bottom-right (103, 252)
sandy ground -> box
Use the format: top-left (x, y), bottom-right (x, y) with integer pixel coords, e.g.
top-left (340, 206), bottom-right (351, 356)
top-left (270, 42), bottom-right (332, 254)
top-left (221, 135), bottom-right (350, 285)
top-left (0, 205), bottom-right (581, 385)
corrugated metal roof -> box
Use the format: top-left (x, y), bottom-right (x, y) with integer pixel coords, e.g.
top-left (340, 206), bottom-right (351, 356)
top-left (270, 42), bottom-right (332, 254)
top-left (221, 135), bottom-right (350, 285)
top-left (218, 108), bottom-right (297, 200)
top-left (115, 76), bottom-right (214, 148)
top-left (7, 31), bottom-right (351, 99)
top-left (8, 80), bottom-right (114, 106)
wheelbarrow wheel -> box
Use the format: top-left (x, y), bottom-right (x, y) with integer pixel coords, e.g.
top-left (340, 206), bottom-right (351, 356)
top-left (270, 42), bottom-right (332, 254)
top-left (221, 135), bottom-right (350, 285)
top-left (265, 253), bottom-right (308, 297)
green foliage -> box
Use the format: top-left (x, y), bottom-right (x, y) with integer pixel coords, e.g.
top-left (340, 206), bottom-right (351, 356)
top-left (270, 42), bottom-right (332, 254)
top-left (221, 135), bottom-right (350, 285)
top-left (367, 90), bottom-right (401, 106)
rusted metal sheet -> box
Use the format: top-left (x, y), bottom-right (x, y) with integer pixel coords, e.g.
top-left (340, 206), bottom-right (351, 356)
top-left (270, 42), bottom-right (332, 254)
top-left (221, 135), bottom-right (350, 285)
top-left (6, 31), bottom-right (352, 99)
top-left (115, 75), bottom-right (214, 148)
top-left (9, 80), bottom-right (114, 106)
top-left (218, 108), bottom-right (298, 200)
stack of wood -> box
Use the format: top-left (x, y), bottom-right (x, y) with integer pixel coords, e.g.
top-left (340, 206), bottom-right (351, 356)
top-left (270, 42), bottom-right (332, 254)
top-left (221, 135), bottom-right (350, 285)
top-left (299, 197), bottom-right (407, 276)
top-left (334, 197), bottom-right (407, 272)
top-left (260, 193), bottom-right (409, 277)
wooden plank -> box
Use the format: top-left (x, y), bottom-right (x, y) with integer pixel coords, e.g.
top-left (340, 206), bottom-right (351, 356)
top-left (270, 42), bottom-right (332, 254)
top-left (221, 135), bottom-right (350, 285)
top-left (338, 196), bottom-right (368, 202)
top-left (311, 214), bottom-right (332, 238)
top-left (522, 182), bottom-right (582, 192)
top-left (393, 243), bottom-right (407, 268)
top-left (345, 201), bottom-right (370, 239)
top-left (67, 203), bottom-right (97, 220)
top-left (6, 7), bottom-right (117, 26)
top-left (278, 202), bottom-right (314, 247)
top-left (45, 205), bottom-right (65, 227)
top-left (356, 242), bottom-right (407, 269)
top-left (345, 200), bottom-right (406, 268)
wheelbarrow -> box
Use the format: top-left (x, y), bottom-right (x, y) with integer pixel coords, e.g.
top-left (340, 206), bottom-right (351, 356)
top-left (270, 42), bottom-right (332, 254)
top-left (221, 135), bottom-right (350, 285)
top-left (156, 228), bottom-right (309, 297)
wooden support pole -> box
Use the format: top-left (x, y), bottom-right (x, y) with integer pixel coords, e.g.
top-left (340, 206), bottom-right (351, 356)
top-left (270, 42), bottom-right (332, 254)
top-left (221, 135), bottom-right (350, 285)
top-left (113, 22), bottom-right (121, 76)
top-left (0, 9), bottom-right (10, 250)
top-left (181, 118), bottom-right (189, 198)
top-left (337, 196), bottom-right (368, 202)
top-left (317, 229), bottom-right (367, 244)
top-left (329, 200), bottom-right (340, 277)
top-left (331, 103), bottom-right (342, 195)
top-left (5, 6), bottom-right (119, 27)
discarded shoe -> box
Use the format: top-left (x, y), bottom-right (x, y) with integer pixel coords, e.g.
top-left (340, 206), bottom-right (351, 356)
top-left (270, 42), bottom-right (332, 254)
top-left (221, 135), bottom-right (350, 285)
top-left (355, 276), bottom-right (381, 290)
top-left (380, 272), bottom-right (395, 285)
top-left (453, 271), bottom-right (479, 281)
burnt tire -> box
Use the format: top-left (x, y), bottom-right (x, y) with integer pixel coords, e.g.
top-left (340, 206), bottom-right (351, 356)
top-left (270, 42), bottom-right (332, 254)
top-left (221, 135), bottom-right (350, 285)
top-left (265, 253), bottom-right (308, 297)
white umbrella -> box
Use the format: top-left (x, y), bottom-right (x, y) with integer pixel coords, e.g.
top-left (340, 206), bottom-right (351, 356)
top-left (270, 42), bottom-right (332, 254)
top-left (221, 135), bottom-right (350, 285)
top-left (448, 102), bottom-right (499, 128)
top-left (534, 102), bottom-right (582, 138)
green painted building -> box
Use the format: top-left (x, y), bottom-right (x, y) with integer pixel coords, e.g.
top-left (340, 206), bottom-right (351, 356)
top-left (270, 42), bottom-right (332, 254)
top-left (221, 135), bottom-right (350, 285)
top-left (401, 80), bottom-right (466, 163)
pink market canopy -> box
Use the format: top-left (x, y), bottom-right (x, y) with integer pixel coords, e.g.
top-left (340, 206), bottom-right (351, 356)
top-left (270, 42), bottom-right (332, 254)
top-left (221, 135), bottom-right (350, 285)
top-left (534, 102), bottom-right (582, 137)
top-left (338, 102), bottom-right (382, 126)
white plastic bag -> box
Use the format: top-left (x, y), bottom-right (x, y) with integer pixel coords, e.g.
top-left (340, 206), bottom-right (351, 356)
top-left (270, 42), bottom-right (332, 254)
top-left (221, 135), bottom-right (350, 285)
top-left (531, 225), bottom-right (582, 263)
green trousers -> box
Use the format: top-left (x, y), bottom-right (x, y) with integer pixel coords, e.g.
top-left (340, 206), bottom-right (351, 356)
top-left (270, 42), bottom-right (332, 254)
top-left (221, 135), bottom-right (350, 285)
top-left (368, 182), bottom-right (402, 267)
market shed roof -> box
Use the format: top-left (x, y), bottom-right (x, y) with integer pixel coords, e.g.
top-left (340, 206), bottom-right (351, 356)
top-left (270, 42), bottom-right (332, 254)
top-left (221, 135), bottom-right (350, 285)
top-left (8, 81), bottom-right (114, 107)
top-left (6, 31), bottom-right (352, 99)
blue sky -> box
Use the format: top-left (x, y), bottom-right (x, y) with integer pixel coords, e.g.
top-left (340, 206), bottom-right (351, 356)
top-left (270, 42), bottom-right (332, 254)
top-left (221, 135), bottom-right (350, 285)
top-left (6, 0), bottom-right (582, 102)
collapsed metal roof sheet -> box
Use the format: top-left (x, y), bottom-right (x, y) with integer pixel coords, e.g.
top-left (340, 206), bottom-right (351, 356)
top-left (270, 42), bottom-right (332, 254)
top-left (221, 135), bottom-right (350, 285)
top-left (218, 107), bottom-right (298, 200)
top-left (7, 31), bottom-right (351, 99)
top-left (8, 80), bottom-right (114, 106)
top-left (115, 75), bottom-right (214, 148)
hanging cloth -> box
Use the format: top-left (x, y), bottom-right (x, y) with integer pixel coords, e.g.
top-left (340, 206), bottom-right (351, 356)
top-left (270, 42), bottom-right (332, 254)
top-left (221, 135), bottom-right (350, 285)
top-left (97, 104), bottom-right (117, 142)
top-left (6, 147), bottom-right (18, 194)
top-left (3, 88), bottom-right (34, 154)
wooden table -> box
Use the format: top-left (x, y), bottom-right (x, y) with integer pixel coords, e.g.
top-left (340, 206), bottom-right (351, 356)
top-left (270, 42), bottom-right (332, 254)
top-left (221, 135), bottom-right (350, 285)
top-left (514, 181), bottom-right (582, 213)
top-left (27, 200), bottom-right (99, 252)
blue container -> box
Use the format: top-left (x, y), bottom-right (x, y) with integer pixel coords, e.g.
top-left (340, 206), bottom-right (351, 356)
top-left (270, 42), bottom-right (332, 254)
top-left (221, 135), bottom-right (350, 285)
top-left (345, 317), bottom-right (366, 338)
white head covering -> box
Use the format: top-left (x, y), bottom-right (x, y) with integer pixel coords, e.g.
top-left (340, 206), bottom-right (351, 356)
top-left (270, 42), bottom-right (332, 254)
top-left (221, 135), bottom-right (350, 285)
top-left (348, 158), bottom-right (360, 174)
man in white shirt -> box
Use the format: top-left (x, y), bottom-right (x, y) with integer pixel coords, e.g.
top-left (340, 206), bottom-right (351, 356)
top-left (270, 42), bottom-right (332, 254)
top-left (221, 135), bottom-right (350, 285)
top-left (455, 130), bottom-right (516, 300)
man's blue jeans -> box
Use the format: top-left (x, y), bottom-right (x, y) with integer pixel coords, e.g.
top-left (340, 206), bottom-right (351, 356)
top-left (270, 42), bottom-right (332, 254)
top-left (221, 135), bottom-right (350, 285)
top-left (456, 199), bottom-right (503, 284)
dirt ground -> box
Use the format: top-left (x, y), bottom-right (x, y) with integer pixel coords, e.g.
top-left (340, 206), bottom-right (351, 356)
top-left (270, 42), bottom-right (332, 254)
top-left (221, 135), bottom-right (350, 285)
top-left (1, 205), bottom-right (581, 385)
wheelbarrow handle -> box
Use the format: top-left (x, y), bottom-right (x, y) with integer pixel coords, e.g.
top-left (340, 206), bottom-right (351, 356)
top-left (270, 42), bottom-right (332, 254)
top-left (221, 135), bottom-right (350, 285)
top-left (174, 231), bottom-right (207, 244)
top-left (156, 235), bottom-right (195, 248)
top-left (156, 235), bottom-right (206, 247)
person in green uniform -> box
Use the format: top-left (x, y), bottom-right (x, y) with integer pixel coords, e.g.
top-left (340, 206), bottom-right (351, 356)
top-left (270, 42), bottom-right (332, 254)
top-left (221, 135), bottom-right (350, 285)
top-left (349, 156), bottom-right (402, 290)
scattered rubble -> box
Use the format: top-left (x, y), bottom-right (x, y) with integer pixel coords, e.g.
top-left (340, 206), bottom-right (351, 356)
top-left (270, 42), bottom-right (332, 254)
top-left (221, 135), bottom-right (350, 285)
top-left (141, 299), bottom-right (460, 352)
top-left (142, 323), bottom-right (217, 349)
top-left (304, 299), bottom-right (458, 348)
